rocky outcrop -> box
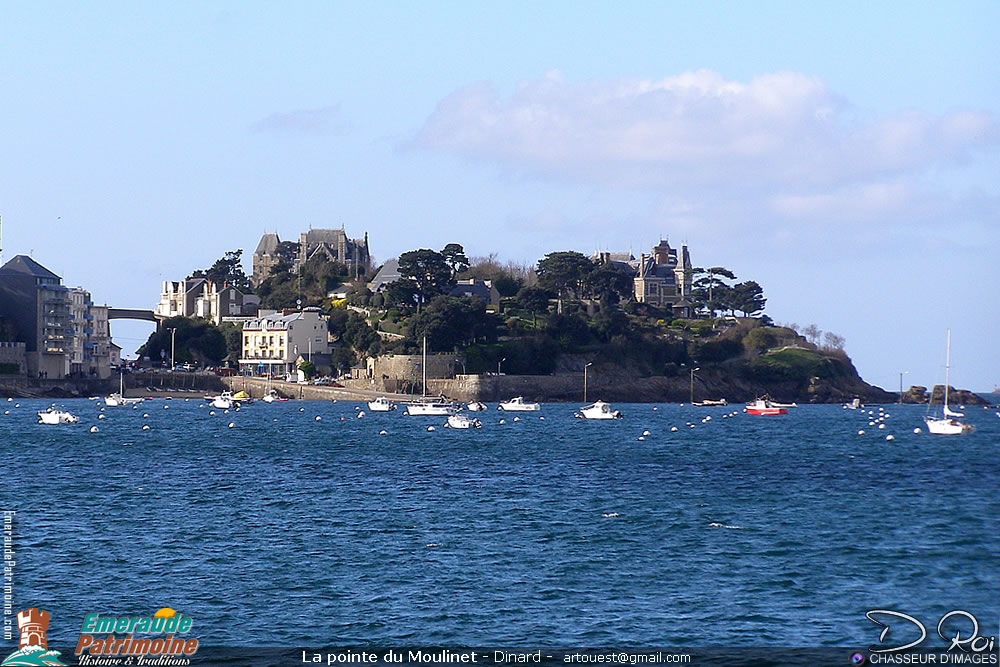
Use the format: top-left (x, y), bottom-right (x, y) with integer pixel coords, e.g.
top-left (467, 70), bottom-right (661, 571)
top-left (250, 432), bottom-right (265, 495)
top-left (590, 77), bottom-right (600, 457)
top-left (900, 385), bottom-right (987, 406)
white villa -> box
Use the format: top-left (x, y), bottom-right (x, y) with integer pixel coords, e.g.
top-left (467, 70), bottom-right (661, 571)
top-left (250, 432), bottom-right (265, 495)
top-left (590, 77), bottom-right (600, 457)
top-left (238, 307), bottom-right (329, 377)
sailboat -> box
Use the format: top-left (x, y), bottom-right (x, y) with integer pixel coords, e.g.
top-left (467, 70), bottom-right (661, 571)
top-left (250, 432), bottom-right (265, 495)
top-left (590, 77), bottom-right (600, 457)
top-left (404, 336), bottom-right (458, 416)
top-left (105, 372), bottom-right (143, 406)
top-left (924, 329), bottom-right (974, 435)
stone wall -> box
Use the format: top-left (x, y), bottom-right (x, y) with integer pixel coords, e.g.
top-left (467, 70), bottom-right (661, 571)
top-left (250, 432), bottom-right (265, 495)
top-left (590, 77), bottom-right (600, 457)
top-left (0, 342), bottom-right (26, 374)
top-left (366, 353), bottom-right (457, 394)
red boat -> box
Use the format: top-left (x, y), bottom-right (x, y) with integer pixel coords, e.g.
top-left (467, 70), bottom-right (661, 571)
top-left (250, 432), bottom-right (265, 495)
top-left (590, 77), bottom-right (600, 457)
top-left (746, 397), bottom-right (788, 416)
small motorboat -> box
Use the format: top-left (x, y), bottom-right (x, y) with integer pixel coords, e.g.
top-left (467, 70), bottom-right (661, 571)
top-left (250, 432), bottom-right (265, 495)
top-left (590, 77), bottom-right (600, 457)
top-left (498, 396), bottom-right (540, 411)
top-left (404, 397), bottom-right (459, 416)
top-left (367, 396), bottom-right (397, 412)
top-left (37, 409), bottom-right (79, 425)
top-left (746, 396), bottom-right (788, 416)
top-left (576, 401), bottom-right (623, 420)
top-left (210, 391), bottom-right (235, 410)
top-left (445, 414), bottom-right (481, 429)
top-left (693, 398), bottom-right (728, 407)
top-left (466, 401), bottom-right (487, 412)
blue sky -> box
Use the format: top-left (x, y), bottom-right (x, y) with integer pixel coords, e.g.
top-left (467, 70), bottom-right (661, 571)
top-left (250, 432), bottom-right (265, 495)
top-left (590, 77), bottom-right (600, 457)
top-left (1, 1), bottom-right (997, 391)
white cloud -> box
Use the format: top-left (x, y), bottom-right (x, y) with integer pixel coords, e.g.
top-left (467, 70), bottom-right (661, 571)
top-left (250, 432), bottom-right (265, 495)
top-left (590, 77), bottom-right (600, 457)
top-left (251, 105), bottom-right (345, 135)
top-left (411, 70), bottom-right (998, 237)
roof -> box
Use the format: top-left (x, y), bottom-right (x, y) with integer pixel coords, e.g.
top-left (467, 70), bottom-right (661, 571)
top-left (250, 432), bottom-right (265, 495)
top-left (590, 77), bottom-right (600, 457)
top-left (367, 258), bottom-right (401, 292)
top-left (254, 233), bottom-right (280, 256)
top-left (0, 255), bottom-right (61, 280)
top-left (303, 228), bottom-right (347, 246)
top-left (449, 280), bottom-right (495, 303)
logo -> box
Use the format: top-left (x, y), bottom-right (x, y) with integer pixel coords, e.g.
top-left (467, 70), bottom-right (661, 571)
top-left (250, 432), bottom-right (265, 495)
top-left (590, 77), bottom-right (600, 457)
top-left (866, 609), bottom-right (998, 654)
top-left (1, 608), bottom-right (65, 666)
top-left (849, 651), bottom-right (867, 665)
top-left (75, 607), bottom-right (199, 664)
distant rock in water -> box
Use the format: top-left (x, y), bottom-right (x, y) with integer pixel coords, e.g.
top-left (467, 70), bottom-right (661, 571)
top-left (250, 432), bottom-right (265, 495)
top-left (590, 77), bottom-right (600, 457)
top-left (900, 385), bottom-right (987, 405)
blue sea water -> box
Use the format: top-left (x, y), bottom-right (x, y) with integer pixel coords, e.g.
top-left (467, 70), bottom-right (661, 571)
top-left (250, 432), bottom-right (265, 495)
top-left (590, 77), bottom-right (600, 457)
top-left (2, 397), bottom-right (998, 648)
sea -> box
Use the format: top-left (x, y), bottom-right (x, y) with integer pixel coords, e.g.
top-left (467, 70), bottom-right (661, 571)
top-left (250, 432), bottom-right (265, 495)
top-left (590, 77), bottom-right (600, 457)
top-left (2, 396), bottom-right (998, 656)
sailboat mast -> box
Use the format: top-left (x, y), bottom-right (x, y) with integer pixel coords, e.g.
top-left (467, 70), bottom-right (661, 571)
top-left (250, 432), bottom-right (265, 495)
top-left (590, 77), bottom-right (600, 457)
top-left (422, 335), bottom-right (427, 398)
top-left (944, 328), bottom-right (951, 410)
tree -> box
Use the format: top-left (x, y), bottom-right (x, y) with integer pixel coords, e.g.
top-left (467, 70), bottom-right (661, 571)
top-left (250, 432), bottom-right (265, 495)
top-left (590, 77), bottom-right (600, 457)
top-left (515, 286), bottom-right (552, 327)
top-left (397, 249), bottom-right (455, 312)
top-left (730, 280), bottom-right (767, 317)
top-left (217, 321), bottom-right (243, 365)
top-left (536, 251), bottom-right (594, 311)
top-left (298, 360), bottom-right (316, 380)
top-left (406, 296), bottom-right (495, 351)
top-left (189, 249), bottom-right (252, 292)
top-left (441, 243), bottom-right (470, 279)
top-left (586, 262), bottom-right (633, 305)
top-left (137, 317), bottom-right (227, 366)
top-left (690, 266), bottom-right (737, 316)
top-left (803, 324), bottom-right (822, 346)
top-left (823, 331), bottom-right (846, 351)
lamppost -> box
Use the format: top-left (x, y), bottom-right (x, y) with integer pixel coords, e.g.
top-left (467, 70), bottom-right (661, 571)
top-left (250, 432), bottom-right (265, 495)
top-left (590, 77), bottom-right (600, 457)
top-left (689, 366), bottom-right (700, 404)
top-left (899, 370), bottom-right (909, 404)
top-left (584, 361), bottom-right (593, 402)
top-left (495, 357), bottom-right (506, 402)
top-left (167, 327), bottom-right (177, 370)
top-left (497, 357), bottom-right (506, 377)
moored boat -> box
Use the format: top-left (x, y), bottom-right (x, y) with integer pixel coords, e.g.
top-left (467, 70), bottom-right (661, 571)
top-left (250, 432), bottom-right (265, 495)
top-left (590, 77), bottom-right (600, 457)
top-left (498, 396), bottom-right (540, 411)
top-left (405, 398), bottom-right (459, 416)
top-left (924, 329), bottom-right (974, 435)
top-left (445, 413), bottom-right (481, 429)
top-left (466, 401), bottom-right (487, 412)
top-left (746, 396), bottom-right (787, 416)
top-left (37, 408), bottom-right (79, 424)
top-left (576, 400), bottom-right (622, 420)
top-left (367, 396), bottom-right (397, 412)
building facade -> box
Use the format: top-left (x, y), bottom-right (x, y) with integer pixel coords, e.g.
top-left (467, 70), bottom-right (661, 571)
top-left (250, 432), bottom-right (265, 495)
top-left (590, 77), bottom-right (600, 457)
top-left (238, 307), bottom-right (329, 377)
top-left (67, 289), bottom-right (112, 378)
top-left (0, 255), bottom-right (71, 378)
top-left (155, 278), bottom-right (259, 325)
top-left (633, 240), bottom-right (693, 317)
top-left (252, 228), bottom-right (371, 288)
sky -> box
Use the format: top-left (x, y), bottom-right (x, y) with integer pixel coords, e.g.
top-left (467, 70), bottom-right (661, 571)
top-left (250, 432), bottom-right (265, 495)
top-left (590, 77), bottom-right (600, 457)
top-left (1, 1), bottom-right (997, 392)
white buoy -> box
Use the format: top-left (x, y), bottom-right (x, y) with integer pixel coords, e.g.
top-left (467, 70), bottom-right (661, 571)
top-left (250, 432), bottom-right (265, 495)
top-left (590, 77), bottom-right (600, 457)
top-left (499, 419), bottom-right (505, 424)
top-left (878, 423), bottom-right (885, 430)
top-left (209, 410), bottom-right (216, 416)
top-left (89, 426), bottom-right (99, 433)
top-left (642, 430), bottom-right (651, 436)
top-left (427, 426), bottom-right (435, 431)
top-left (141, 424), bottom-right (150, 431)
top-left (98, 414), bottom-right (105, 420)
top-left (637, 436), bottom-right (645, 441)
top-left (142, 413), bottom-right (149, 418)
top-left (885, 434), bottom-right (895, 441)
top-left (299, 407), bottom-right (305, 412)
top-left (357, 411), bottom-right (365, 418)
top-left (858, 430), bottom-right (865, 435)
top-left (379, 430), bottom-right (387, 435)
top-left (670, 426), bottom-right (678, 432)
top-left (228, 422), bottom-right (235, 428)
top-left (315, 416), bottom-right (322, 421)
top-left (539, 416), bottom-right (544, 420)
top-left (513, 416), bottom-right (520, 422)
top-left (913, 428), bottom-right (921, 434)
top-left (163, 405), bottom-right (169, 409)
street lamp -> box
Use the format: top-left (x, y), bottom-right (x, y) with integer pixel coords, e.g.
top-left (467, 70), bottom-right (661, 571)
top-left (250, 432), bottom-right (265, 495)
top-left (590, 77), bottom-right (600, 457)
top-left (584, 361), bottom-right (593, 402)
top-left (497, 357), bottom-right (506, 377)
top-left (689, 367), bottom-right (700, 404)
top-left (899, 370), bottom-right (909, 404)
top-left (167, 327), bottom-right (177, 370)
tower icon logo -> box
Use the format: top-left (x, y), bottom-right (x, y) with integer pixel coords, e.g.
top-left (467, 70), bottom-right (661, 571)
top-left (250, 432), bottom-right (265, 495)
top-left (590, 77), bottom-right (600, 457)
top-left (1, 608), bottom-right (65, 666)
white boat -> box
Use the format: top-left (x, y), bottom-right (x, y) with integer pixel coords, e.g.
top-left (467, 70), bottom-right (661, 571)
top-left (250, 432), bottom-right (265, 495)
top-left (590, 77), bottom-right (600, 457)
top-left (105, 373), bottom-right (143, 406)
top-left (445, 413), bottom-right (481, 429)
top-left (210, 390), bottom-right (234, 410)
top-left (466, 401), bottom-right (487, 412)
top-left (405, 398), bottom-right (458, 416)
top-left (262, 389), bottom-right (286, 403)
top-left (404, 337), bottom-right (458, 416)
top-left (577, 400), bottom-right (622, 420)
top-left (498, 396), bottom-right (540, 411)
top-left (925, 329), bottom-right (974, 435)
top-left (37, 409), bottom-right (79, 424)
top-left (844, 398), bottom-right (863, 410)
top-left (367, 396), bottom-right (397, 412)
top-left (693, 398), bottom-right (728, 407)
